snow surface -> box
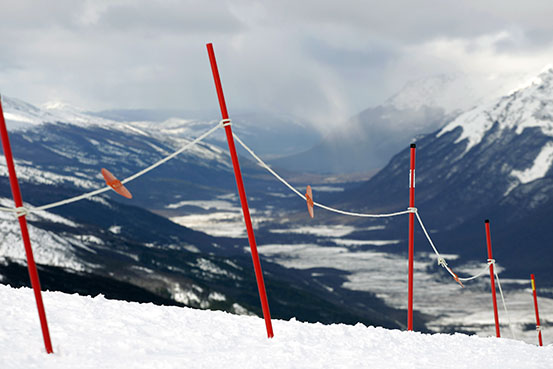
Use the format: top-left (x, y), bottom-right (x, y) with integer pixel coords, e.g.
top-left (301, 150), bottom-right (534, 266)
top-left (0, 198), bottom-right (93, 271)
top-left (270, 225), bottom-right (356, 238)
top-left (383, 72), bottom-right (519, 115)
top-left (1, 284), bottom-right (551, 369)
top-left (1, 96), bottom-right (114, 131)
top-left (511, 141), bottom-right (553, 184)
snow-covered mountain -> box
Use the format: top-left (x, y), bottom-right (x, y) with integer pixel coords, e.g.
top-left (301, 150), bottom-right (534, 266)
top-left (270, 75), bottom-right (477, 174)
top-left (337, 66), bottom-right (553, 281)
top-left (2, 284), bottom-right (552, 369)
top-left (91, 108), bottom-right (321, 160)
top-left (271, 71), bottom-right (527, 175)
top-left (2, 96), bottom-right (119, 131)
top-left (383, 73), bottom-right (499, 114)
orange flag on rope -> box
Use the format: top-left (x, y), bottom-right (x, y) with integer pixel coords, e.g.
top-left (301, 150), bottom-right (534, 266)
top-left (101, 168), bottom-right (133, 199)
top-left (452, 271), bottom-right (464, 288)
top-left (305, 185), bottom-right (314, 218)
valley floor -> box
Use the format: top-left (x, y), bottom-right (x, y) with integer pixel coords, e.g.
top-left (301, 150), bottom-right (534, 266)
top-left (169, 197), bottom-right (553, 346)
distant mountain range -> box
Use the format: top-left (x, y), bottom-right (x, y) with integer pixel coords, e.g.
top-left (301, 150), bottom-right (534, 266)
top-left (334, 67), bottom-right (553, 283)
top-left (270, 73), bottom-right (504, 175)
top-left (90, 108), bottom-right (322, 160)
top-left (271, 104), bottom-right (448, 174)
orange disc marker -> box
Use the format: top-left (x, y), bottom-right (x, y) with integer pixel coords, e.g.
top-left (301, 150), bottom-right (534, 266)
top-left (305, 185), bottom-right (314, 218)
top-left (101, 168), bottom-right (132, 199)
top-left (452, 272), bottom-right (465, 288)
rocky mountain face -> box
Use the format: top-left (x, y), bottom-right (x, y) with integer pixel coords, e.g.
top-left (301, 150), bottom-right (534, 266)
top-left (338, 67), bottom-right (553, 282)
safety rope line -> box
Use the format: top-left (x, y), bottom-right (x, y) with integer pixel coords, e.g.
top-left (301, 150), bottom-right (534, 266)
top-left (233, 132), bottom-right (413, 218)
top-left (234, 127), bottom-right (520, 327)
top-left (0, 118), bottom-right (520, 340)
top-left (414, 210), bottom-right (464, 285)
top-left (416, 209), bottom-right (516, 337)
top-left (415, 214), bottom-right (516, 337)
top-left (0, 121), bottom-right (223, 215)
top-left (457, 260), bottom-right (494, 282)
top-left (494, 268), bottom-right (516, 339)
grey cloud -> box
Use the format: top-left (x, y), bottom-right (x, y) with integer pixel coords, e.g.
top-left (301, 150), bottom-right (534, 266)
top-left (97, 2), bottom-right (244, 34)
top-left (303, 37), bottom-right (398, 69)
top-left (493, 28), bottom-right (553, 53)
top-left (1, 0), bottom-right (553, 131)
top-left (247, 0), bottom-right (506, 44)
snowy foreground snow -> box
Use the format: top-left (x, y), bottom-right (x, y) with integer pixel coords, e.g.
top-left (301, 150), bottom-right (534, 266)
top-left (1, 284), bottom-right (551, 369)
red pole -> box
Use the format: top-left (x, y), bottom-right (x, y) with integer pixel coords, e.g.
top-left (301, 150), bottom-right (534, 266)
top-left (206, 43), bottom-right (274, 338)
top-left (485, 219), bottom-right (500, 338)
top-left (407, 143), bottom-right (416, 331)
top-left (531, 274), bottom-right (543, 346)
top-left (0, 96), bottom-right (53, 353)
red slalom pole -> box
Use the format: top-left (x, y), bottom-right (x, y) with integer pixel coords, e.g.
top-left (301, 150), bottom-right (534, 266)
top-left (485, 219), bottom-right (500, 338)
top-left (206, 43), bottom-right (274, 338)
top-left (531, 274), bottom-right (543, 346)
top-left (0, 96), bottom-right (53, 353)
top-left (407, 143), bottom-right (416, 331)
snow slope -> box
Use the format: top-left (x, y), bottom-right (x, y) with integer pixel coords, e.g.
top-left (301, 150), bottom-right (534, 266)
top-left (2, 284), bottom-right (551, 369)
top-left (1, 96), bottom-right (115, 131)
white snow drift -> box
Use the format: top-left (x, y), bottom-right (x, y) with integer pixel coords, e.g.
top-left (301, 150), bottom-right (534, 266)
top-left (1, 284), bottom-right (551, 369)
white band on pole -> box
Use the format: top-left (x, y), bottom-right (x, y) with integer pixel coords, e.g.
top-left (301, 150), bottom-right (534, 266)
top-left (409, 170), bottom-right (415, 189)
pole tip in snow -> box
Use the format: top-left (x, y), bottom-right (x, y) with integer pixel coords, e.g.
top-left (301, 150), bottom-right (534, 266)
top-left (410, 143), bottom-right (416, 148)
top-left (485, 219), bottom-right (490, 224)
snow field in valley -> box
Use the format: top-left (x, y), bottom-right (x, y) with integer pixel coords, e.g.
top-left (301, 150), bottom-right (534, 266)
top-left (256, 242), bottom-right (553, 346)
top-left (1, 284), bottom-right (552, 369)
top-left (167, 197), bottom-right (553, 346)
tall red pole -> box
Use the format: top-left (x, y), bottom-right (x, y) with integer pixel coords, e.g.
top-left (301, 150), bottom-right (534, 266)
top-left (407, 143), bottom-right (416, 331)
top-left (531, 274), bottom-right (543, 346)
top-left (0, 96), bottom-right (53, 353)
top-left (485, 219), bottom-right (500, 338)
top-left (206, 43), bottom-right (274, 338)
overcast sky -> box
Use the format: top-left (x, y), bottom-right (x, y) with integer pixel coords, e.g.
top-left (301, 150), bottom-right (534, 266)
top-left (1, 0), bottom-right (553, 128)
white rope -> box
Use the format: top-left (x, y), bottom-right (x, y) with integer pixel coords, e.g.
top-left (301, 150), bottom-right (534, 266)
top-left (415, 211), bottom-right (502, 286)
top-left (1, 122), bottom-right (222, 214)
top-left (35, 185), bottom-right (114, 212)
top-left (234, 130), bottom-right (518, 338)
top-left (415, 211), bottom-right (442, 264)
top-left (414, 210), bottom-right (464, 283)
top-left (118, 122), bottom-right (221, 186)
top-left (233, 132), bottom-right (413, 218)
top-left (414, 211), bottom-right (516, 337)
top-left (0, 206), bottom-right (18, 214)
top-left (457, 260), bottom-right (494, 282)
top-left (15, 206), bottom-right (29, 218)
top-left (494, 268), bottom-right (516, 339)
